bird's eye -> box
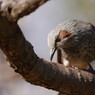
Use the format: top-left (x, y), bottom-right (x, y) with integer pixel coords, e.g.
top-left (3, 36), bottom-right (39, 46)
top-left (56, 37), bottom-right (61, 42)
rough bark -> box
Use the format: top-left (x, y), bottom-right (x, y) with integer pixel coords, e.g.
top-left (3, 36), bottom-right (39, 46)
top-left (0, 0), bottom-right (49, 21)
top-left (0, 0), bottom-right (95, 95)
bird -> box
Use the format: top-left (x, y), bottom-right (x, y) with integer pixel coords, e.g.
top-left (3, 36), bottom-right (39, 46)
top-left (48, 19), bottom-right (95, 71)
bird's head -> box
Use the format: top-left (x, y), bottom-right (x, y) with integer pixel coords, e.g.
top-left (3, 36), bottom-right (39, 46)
top-left (48, 29), bottom-right (71, 61)
top-left (47, 19), bottom-right (77, 61)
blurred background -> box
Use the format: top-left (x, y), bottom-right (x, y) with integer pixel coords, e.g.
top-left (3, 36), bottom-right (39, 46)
top-left (0, 0), bottom-right (95, 95)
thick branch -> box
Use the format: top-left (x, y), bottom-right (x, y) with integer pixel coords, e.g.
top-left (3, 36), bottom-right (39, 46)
top-left (0, 0), bottom-right (49, 21)
top-left (0, 16), bottom-right (95, 95)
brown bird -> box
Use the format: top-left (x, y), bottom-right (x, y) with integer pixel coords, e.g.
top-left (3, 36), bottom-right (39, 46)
top-left (48, 19), bottom-right (95, 71)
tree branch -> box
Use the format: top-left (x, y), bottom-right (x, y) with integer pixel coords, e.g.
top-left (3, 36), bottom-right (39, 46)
top-left (0, 0), bottom-right (49, 21)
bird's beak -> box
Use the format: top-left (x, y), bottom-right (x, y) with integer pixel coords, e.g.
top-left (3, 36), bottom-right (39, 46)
top-left (50, 41), bottom-right (62, 61)
top-left (50, 48), bottom-right (57, 61)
